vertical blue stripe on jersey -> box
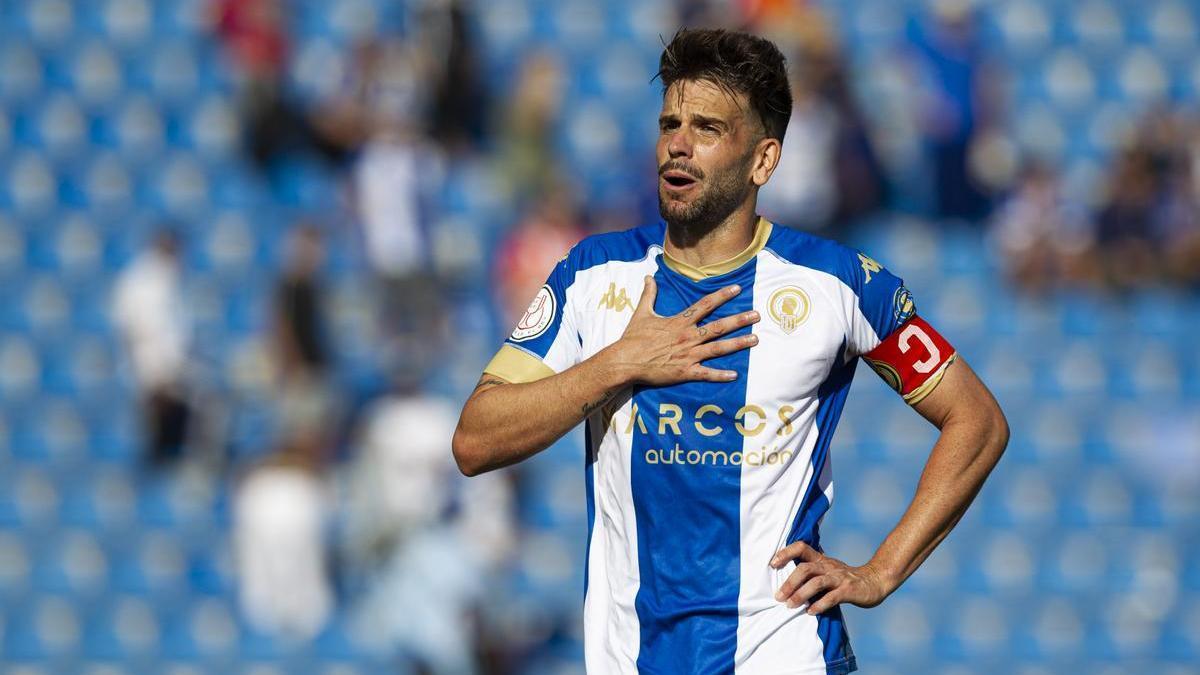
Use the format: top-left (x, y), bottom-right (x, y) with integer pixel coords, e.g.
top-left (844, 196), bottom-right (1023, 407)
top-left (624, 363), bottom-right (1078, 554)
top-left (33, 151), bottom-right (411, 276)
top-left (631, 260), bottom-right (757, 675)
top-left (787, 343), bottom-right (857, 672)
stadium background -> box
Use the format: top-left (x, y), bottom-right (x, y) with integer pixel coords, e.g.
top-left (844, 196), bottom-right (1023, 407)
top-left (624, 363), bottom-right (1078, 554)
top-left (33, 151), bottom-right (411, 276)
top-left (1, 0), bottom-right (1199, 673)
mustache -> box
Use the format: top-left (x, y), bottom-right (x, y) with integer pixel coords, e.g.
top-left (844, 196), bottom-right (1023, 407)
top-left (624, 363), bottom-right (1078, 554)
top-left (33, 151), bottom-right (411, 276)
top-left (658, 160), bottom-right (705, 180)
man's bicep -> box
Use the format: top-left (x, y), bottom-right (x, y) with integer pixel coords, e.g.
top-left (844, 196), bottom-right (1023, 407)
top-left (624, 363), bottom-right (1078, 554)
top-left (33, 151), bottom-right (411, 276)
top-left (909, 357), bottom-right (998, 430)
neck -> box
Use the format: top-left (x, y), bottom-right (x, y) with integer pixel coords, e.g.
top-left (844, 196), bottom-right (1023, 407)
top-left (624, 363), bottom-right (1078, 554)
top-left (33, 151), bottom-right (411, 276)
top-left (664, 199), bottom-right (759, 268)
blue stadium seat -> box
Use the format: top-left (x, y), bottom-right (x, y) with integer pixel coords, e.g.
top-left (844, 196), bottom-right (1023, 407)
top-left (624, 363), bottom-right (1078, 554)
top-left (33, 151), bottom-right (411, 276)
top-left (0, 44), bottom-right (46, 105)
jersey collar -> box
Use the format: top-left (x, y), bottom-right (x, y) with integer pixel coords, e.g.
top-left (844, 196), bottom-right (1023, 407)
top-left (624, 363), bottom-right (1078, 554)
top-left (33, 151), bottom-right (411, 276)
top-left (661, 216), bottom-right (773, 281)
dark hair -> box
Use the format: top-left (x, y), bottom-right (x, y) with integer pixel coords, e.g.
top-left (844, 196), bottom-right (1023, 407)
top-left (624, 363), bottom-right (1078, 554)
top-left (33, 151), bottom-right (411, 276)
top-left (656, 28), bottom-right (793, 142)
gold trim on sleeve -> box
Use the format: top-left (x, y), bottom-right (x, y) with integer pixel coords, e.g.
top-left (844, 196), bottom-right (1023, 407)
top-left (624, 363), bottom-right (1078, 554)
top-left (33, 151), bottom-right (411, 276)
top-left (903, 353), bottom-right (958, 405)
top-left (483, 344), bottom-right (557, 384)
top-left (662, 217), bottom-right (773, 281)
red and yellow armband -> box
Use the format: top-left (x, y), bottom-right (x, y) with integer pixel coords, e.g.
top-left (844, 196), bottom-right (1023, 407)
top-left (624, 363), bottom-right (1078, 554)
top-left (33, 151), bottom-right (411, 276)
top-left (863, 316), bottom-right (958, 405)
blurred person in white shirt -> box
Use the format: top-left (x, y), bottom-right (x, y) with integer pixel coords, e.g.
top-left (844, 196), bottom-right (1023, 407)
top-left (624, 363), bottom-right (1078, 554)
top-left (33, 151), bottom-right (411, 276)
top-left (339, 381), bottom-right (515, 674)
top-left (233, 447), bottom-right (334, 640)
top-left (112, 231), bottom-right (192, 465)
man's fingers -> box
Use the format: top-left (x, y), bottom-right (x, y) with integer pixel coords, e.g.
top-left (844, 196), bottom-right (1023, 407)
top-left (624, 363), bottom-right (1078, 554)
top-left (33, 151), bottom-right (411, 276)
top-left (676, 284), bottom-right (741, 325)
top-left (688, 366), bottom-right (738, 383)
top-left (692, 311), bottom-right (760, 343)
top-left (693, 334), bottom-right (759, 361)
top-left (633, 276), bottom-right (659, 318)
top-left (806, 589), bottom-right (844, 616)
top-left (770, 540), bottom-right (821, 568)
top-left (774, 562), bottom-right (820, 601)
top-left (786, 574), bottom-right (837, 609)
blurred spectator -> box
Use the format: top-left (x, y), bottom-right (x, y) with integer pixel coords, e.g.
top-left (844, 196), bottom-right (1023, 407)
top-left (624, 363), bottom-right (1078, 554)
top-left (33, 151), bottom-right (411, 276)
top-left (212, 0), bottom-right (348, 171)
top-left (1139, 110), bottom-right (1200, 288)
top-left (909, 0), bottom-right (1002, 221)
top-left (275, 225), bottom-right (330, 377)
top-left (990, 162), bottom-right (1097, 293)
top-left (319, 36), bottom-right (448, 368)
top-left (339, 385), bottom-right (515, 673)
top-left (112, 231), bottom-right (192, 466)
top-left (495, 52), bottom-right (565, 201)
top-left (319, 38), bottom-right (429, 148)
top-left (1094, 144), bottom-right (1161, 289)
top-left (1091, 109), bottom-right (1200, 289)
top-left (233, 447), bottom-right (333, 640)
top-left (352, 134), bottom-right (446, 368)
top-left (1159, 171), bottom-right (1200, 288)
top-left (212, 0), bottom-right (287, 83)
top-left (234, 226), bottom-right (337, 640)
top-left (416, 0), bottom-right (490, 154)
top-left (272, 226), bottom-right (336, 463)
top-left (493, 190), bottom-right (587, 328)
top-left (759, 14), bottom-right (887, 235)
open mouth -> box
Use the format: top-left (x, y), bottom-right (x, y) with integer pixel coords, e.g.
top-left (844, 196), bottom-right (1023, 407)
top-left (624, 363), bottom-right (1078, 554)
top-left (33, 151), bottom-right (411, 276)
top-left (662, 171), bottom-right (698, 189)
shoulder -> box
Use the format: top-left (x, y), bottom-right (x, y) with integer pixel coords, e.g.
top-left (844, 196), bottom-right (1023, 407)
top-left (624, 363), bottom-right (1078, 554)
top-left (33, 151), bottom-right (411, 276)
top-left (763, 223), bottom-right (876, 296)
top-left (560, 222), bottom-right (665, 275)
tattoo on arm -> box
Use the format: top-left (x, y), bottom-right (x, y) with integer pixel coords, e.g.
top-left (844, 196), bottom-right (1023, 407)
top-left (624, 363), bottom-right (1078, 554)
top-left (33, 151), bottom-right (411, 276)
top-left (581, 390), bottom-right (615, 417)
top-left (474, 378), bottom-right (508, 391)
top-left (682, 308), bottom-right (696, 319)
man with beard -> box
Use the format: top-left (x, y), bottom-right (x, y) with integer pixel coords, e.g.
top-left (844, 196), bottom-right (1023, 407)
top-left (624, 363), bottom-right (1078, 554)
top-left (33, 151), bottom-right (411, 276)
top-left (453, 29), bottom-right (1008, 674)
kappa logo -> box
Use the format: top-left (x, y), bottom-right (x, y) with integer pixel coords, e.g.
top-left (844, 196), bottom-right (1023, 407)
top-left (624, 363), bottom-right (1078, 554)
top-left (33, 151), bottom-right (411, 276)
top-left (511, 285), bottom-right (556, 341)
top-left (598, 283), bottom-right (634, 312)
top-left (858, 252), bottom-right (883, 284)
top-left (767, 286), bottom-right (810, 334)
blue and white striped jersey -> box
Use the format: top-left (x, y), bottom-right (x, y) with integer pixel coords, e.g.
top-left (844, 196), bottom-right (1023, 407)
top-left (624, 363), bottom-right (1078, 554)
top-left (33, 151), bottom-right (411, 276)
top-left (484, 218), bottom-right (927, 675)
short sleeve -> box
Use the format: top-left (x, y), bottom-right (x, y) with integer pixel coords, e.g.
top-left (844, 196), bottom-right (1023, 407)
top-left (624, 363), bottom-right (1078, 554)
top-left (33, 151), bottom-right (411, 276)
top-left (483, 251), bottom-right (583, 384)
top-left (844, 251), bottom-right (916, 357)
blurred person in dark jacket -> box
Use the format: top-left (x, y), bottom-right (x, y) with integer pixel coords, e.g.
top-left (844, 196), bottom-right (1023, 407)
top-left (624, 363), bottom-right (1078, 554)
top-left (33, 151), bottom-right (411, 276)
top-left (230, 226), bottom-right (340, 640)
top-left (1092, 109), bottom-right (1200, 290)
top-left (212, 0), bottom-right (348, 171)
top-left (272, 225), bottom-right (336, 463)
top-left (1095, 145), bottom-right (1161, 289)
top-left (417, 0), bottom-right (490, 154)
top-left (909, 0), bottom-right (1001, 221)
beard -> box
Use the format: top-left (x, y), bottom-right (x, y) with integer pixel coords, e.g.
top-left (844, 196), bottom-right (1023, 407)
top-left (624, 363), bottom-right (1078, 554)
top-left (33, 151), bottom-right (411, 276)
top-left (658, 153), bottom-right (754, 245)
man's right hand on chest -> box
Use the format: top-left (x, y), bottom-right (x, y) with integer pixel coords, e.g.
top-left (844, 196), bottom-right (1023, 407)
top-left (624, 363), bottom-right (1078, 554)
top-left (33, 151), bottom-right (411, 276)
top-left (598, 276), bottom-right (761, 388)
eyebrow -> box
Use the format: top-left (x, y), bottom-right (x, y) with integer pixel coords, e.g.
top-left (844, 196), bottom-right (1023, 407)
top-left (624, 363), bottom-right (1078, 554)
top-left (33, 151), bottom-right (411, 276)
top-left (657, 113), bottom-right (729, 130)
top-left (691, 114), bottom-right (728, 130)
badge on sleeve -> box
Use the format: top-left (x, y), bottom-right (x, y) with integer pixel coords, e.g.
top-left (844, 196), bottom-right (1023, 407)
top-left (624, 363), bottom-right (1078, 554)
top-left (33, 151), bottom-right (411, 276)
top-left (511, 285), bottom-right (556, 341)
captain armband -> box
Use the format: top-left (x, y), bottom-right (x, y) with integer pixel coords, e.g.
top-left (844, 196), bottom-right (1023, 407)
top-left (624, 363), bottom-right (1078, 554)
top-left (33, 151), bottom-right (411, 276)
top-left (863, 316), bottom-right (958, 405)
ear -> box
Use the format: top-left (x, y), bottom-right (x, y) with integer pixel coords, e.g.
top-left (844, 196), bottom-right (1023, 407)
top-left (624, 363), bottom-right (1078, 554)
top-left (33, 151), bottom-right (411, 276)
top-left (750, 136), bottom-right (782, 187)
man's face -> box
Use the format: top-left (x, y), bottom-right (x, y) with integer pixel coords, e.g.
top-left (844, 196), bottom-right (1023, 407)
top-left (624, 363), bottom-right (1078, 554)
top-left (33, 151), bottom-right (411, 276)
top-left (656, 79), bottom-right (760, 233)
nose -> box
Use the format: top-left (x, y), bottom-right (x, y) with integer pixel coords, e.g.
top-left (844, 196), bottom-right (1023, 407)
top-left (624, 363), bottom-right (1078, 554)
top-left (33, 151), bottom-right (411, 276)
top-left (667, 127), bottom-right (692, 159)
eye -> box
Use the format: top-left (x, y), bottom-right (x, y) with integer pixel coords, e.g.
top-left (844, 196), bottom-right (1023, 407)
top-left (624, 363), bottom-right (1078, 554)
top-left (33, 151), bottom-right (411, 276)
top-left (660, 119), bottom-right (679, 132)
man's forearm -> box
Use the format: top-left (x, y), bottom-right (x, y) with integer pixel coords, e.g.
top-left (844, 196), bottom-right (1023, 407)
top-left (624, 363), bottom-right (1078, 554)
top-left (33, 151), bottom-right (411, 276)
top-left (452, 349), bottom-right (629, 476)
top-left (865, 410), bottom-right (1009, 594)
